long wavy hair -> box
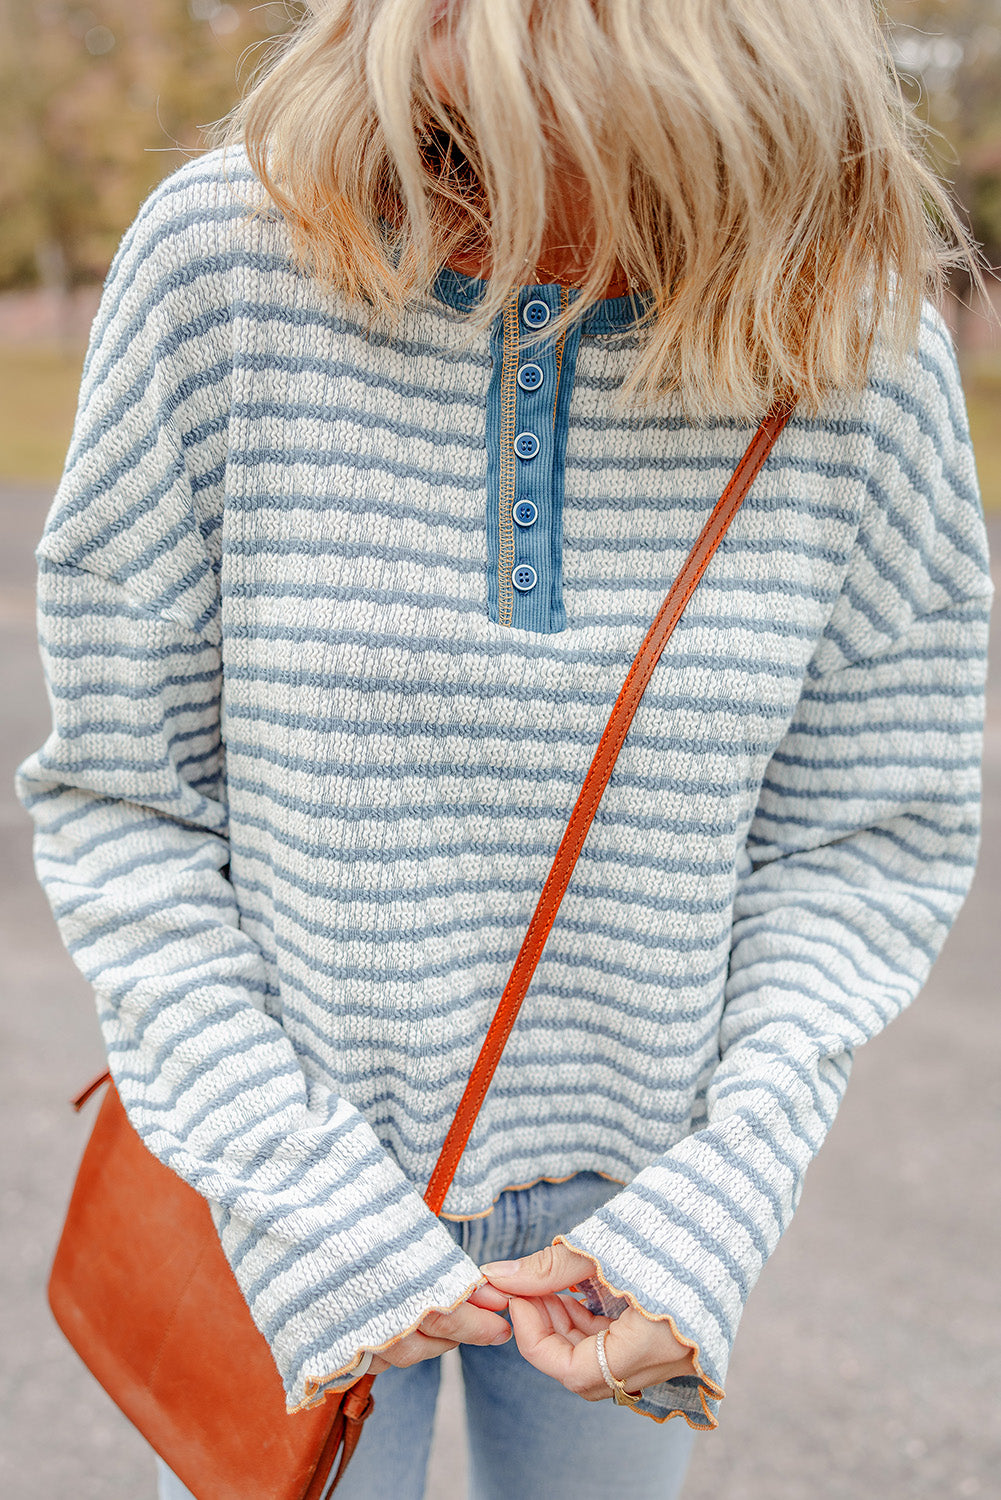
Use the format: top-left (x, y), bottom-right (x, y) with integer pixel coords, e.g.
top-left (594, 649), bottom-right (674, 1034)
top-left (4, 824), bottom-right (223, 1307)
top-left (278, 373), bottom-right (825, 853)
top-left (218, 0), bottom-right (981, 420)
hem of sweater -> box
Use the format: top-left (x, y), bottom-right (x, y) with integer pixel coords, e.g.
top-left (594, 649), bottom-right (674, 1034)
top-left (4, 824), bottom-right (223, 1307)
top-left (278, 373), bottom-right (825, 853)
top-left (288, 1269), bottom-right (488, 1413)
top-left (439, 1167), bottom-right (628, 1221)
top-left (553, 1233), bottom-right (725, 1432)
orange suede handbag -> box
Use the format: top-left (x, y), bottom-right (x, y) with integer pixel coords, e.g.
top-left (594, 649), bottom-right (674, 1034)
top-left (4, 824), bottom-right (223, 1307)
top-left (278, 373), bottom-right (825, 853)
top-left (47, 403), bottom-right (794, 1500)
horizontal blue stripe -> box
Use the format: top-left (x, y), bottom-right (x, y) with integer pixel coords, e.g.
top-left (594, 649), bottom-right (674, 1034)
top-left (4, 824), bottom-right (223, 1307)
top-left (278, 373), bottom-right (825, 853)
top-left (226, 768), bottom-right (746, 839)
top-left (623, 1179), bottom-right (752, 1297)
top-left (218, 728), bottom-right (762, 798)
top-left (213, 659), bottom-right (786, 724)
top-left (227, 836), bottom-right (736, 926)
top-left (219, 789), bottom-right (737, 873)
top-left (591, 1200), bottom-right (735, 1350)
top-left (274, 1029), bottom-right (720, 1108)
top-left (36, 621), bottom-right (212, 664)
top-left (723, 958), bottom-right (896, 1038)
top-left (219, 697), bottom-right (776, 760)
top-left (37, 658), bottom-right (219, 701)
top-left (216, 620), bottom-right (809, 679)
top-left (746, 857), bottom-right (961, 922)
top-left (765, 745), bottom-right (982, 775)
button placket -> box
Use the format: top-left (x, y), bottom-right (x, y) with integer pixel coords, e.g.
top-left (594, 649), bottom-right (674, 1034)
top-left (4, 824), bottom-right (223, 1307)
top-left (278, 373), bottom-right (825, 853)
top-left (507, 289), bottom-right (561, 617)
top-left (440, 261), bottom-right (642, 634)
top-left (482, 281), bottom-right (580, 633)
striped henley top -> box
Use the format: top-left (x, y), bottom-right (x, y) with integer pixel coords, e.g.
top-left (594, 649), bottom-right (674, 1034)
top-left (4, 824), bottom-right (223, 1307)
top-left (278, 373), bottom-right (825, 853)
top-left (14, 149), bottom-right (994, 1430)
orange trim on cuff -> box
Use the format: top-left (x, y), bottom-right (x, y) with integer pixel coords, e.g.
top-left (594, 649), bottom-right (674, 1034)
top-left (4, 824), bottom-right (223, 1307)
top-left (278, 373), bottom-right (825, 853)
top-left (438, 1167), bottom-right (627, 1223)
top-left (552, 1234), bottom-right (725, 1431)
top-left (291, 1272), bottom-right (488, 1414)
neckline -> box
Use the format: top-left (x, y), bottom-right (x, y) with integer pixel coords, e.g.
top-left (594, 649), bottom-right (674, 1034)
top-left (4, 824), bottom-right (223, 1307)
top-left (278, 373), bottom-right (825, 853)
top-left (430, 262), bottom-right (653, 333)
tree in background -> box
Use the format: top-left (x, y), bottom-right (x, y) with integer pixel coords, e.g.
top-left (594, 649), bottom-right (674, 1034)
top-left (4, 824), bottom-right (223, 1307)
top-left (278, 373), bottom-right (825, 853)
top-left (0, 0), bottom-right (300, 292)
top-left (884, 0), bottom-right (1001, 275)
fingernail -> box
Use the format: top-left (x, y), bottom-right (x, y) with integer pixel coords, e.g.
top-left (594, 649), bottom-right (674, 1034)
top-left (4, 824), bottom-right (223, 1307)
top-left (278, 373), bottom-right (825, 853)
top-left (491, 1327), bottom-right (513, 1344)
top-left (481, 1260), bottom-right (518, 1276)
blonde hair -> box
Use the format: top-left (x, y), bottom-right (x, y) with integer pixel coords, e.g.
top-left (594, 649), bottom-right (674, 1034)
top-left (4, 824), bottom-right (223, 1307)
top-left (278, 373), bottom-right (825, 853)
top-left (220, 0), bottom-right (981, 420)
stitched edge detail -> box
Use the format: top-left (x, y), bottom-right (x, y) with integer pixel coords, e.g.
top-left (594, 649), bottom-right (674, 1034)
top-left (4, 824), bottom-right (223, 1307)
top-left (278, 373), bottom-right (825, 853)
top-left (438, 1167), bottom-right (627, 1222)
top-left (498, 293), bottom-right (520, 628)
top-left (551, 287), bottom-right (569, 429)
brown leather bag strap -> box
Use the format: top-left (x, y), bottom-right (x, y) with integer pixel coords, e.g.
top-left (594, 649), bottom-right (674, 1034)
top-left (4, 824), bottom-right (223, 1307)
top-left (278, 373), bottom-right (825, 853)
top-left (423, 400), bottom-right (796, 1215)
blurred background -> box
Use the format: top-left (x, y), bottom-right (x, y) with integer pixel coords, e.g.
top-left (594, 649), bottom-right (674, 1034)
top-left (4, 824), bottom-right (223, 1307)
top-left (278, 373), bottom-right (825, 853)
top-left (0, 3), bottom-right (998, 1498)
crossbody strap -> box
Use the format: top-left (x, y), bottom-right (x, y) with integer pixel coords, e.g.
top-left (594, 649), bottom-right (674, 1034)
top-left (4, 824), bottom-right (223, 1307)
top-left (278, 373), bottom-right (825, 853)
top-left (423, 400), bottom-right (796, 1215)
top-left (71, 404), bottom-right (795, 1224)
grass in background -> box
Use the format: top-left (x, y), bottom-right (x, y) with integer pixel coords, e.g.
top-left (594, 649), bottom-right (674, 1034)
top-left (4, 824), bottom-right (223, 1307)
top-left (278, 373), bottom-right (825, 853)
top-left (964, 358), bottom-right (1001, 516)
top-left (0, 345), bottom-right (85, 484)
top-left (0, 341), bottom-right (998, 514)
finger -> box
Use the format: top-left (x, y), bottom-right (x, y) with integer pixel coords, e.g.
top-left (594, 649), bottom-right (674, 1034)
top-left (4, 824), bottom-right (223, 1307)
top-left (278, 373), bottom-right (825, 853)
top-left (569, 1334), bottom-right (624, 1401)
top-left (418, 1302), bottom-right (512, 1348)
top-left (480, 1245), bottom-right (598, 1296)
top-left (503, 1292), bottom-right (609, 1350)
top-left (506, 1293), bottom-right (581, 1384)
top-left (467, 1283), bottom-right (510, 1312)
top-left (540, 1292), bottom-right (575, 1337)
top-left (553, 1293), bottom-right (613, 1337)
top-left (505, 1301), bottom-right (616, 1400)
top-left (373, 1329), bottom-right (461, 1369)
top-left (506, 1299), bottom-right (653, 1402)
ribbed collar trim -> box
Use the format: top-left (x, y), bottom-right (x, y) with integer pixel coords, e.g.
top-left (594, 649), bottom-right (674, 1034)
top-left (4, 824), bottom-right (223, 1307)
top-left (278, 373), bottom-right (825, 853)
top-left (431, 262), bottom-right (653, 333)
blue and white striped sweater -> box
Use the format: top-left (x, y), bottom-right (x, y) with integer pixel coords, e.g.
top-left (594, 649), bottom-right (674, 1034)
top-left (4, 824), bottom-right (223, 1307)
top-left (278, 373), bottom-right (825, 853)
top-left (15, 149), bottom-right (993, 1428)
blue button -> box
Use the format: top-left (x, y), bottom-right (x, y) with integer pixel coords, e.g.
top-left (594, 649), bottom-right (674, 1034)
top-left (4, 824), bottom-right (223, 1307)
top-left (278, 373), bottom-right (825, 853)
top-left (512, 499), bottom-right (538, 528)
top-left (514, 431), bottom-right (540, 460)
top-left (512, 563), bottom-right (538, 592)
top-left (522, 299), bottom-right (551, 328)
top-left (517, 362), bottom-right (544, 392)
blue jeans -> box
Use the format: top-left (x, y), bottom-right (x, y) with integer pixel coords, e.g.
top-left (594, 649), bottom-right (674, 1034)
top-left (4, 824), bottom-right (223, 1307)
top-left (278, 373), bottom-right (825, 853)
top-left (155, 1172), bottom-right (698, 1500)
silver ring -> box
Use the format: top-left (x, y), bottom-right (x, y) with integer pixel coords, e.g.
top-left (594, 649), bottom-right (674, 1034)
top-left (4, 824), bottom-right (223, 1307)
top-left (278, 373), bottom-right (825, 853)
top-left (594, 1327), bottom-right (615, 1388)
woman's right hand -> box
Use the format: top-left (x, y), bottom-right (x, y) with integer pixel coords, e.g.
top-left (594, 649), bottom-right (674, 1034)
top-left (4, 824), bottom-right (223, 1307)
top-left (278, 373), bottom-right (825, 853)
top-left (366, 1282), bottom-right (513, 1372)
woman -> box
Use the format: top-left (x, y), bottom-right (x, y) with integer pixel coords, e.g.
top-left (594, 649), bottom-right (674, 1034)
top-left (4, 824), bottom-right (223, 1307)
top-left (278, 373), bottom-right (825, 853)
top-left (15, 2), bottom-right (993, 1498)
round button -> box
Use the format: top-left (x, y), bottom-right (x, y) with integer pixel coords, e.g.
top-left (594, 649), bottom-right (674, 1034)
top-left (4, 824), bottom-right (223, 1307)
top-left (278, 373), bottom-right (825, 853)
top-left (512, 499), bottom-right (539, 528)
top-left (514, 430), bottom-right (540, 460)
top-left (512, 563), bottom-right (538, 592)
top-left (517, 362), bottom-right (544, 392)
top-left (522, 299), bottom-right (551, 329)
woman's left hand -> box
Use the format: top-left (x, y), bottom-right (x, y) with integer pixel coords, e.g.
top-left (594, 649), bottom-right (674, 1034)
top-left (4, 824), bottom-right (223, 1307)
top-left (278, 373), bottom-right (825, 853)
top-left (479, 1246), bottom-right (697, 1401)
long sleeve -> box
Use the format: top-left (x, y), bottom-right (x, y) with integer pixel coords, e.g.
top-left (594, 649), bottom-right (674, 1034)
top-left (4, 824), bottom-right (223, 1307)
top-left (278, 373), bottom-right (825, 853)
top-left (13, 179), bottom-right (485, 1411)
top-left (554, 310), bottom-right (994, 1429)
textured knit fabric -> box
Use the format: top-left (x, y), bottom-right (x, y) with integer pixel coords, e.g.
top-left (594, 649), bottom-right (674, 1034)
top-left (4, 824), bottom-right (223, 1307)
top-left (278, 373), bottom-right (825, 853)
top-left (14, 149), bottom-right (993, 1430)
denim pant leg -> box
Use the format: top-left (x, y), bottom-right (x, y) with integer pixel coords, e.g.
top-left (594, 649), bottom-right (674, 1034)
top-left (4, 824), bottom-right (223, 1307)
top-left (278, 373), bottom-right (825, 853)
top-left (320, 1349), bottom-right (441, 1500)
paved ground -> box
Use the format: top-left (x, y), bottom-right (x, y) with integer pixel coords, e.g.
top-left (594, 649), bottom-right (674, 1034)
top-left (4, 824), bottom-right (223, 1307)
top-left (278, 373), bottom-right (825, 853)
top-left (1, 482), bottom-right (998, 1500)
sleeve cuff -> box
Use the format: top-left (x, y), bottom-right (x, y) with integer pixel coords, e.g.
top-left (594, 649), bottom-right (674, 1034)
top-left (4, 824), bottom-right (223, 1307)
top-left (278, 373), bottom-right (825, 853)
top-left (286, 1257), bottom-right (489, 1411)
top-left (554, 1226), bottom-right (726, 1431)
top-left (202, 1096), bottom-right (493, 1415)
